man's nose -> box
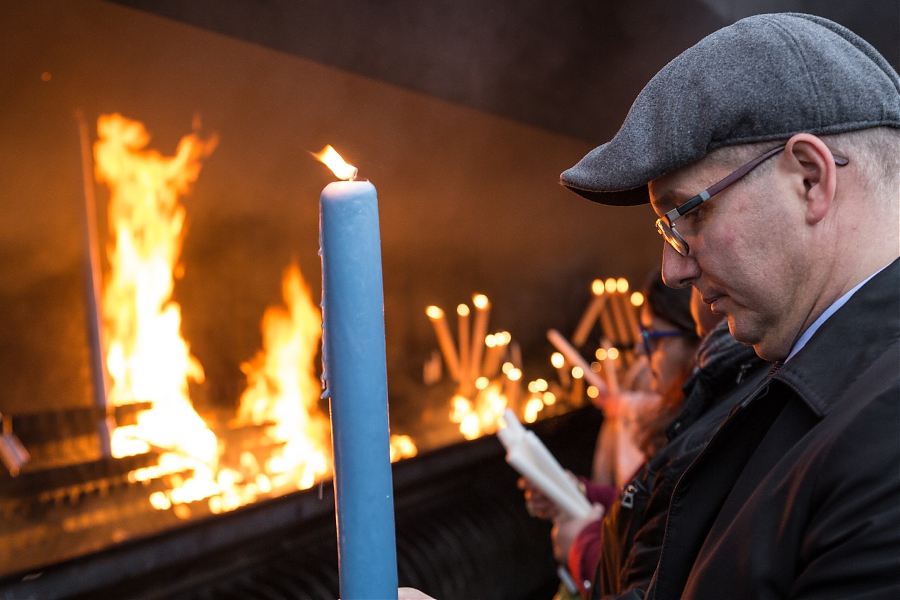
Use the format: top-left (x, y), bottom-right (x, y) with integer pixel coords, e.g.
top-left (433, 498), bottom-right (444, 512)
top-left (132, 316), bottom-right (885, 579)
top-left (661, 243), bottom-right (701, 289)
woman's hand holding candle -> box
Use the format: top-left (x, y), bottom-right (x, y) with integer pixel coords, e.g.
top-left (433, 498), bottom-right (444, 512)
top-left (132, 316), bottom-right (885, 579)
top-left (551, 503), bottom-right (607, 564)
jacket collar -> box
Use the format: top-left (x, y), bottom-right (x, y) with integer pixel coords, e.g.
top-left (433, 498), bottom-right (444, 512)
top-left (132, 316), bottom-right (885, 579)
top-left (773, 258), bottom-right (900, 417)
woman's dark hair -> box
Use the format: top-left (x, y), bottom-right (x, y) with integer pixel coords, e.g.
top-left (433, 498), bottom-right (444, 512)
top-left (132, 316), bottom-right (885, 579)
top-left (643, 268), bottom-right (699, 340)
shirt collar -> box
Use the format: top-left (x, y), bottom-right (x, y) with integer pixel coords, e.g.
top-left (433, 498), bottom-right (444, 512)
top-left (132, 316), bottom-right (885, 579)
top-left (785, 262), bottom-right (892, 362)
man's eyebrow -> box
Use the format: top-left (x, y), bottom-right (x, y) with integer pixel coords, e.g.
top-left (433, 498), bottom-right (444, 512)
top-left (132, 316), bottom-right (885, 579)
top-left (651, 190), bottom-right (682, 213)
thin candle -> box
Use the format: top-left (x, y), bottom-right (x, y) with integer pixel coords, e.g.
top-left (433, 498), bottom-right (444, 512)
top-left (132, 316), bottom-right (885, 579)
top-left (570, 366), bottom-right (584, 406)
top-left (457, 304), bottom-right (472, 394)
top-left (482, 332), bottom-right (509, 378)
top-left (426, 305), bottom-right (461, 382)
top-left (470, 294), bottom-right (491, 379)
top-left (550, 351), bottom-right (571, 388)
top-left (608, 289), bottom-right (633, 347)
top-left (601, 339), bottom-right (620, 396)
top-left (546, 329), bottom-right (607, 394)
top-left (572, 279), bottom-right (607, 347)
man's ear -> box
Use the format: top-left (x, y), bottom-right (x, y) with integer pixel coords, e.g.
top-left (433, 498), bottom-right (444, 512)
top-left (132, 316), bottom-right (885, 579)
top-left (784, 133), bottom-right (839, 225)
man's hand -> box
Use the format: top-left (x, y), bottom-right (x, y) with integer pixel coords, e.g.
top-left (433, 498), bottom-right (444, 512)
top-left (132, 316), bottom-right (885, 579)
top-left (551, 503), bottom-right (606, 564)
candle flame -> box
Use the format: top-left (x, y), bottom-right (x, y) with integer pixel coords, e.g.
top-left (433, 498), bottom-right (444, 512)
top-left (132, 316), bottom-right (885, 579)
top-left (457, 304), bottom-right (470, 317)
top-left (311, 145), bottom-right (358, 181)
top-left (604, 278), bottom-right (617, 294)
top-left (550, 352), bottom-right (565, 368)
top-left (524, 397), bottom-right (543, 423)
top-left (591, 279), bottom-right (605, 295)
top-left (616, 278), bottom-right (629, 293)
top-left (473, 294), bottom-right (489, 310)
top-left (426, 305), bottom-right (444, 320)
top-left (572, 366), bottom-right (584, 379)
top-left (631, 291), bottom-right (645, 307)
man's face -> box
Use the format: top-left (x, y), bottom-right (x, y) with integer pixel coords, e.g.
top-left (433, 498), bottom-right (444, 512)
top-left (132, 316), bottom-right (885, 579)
top-left (649, 152), bottom-right (812, 361)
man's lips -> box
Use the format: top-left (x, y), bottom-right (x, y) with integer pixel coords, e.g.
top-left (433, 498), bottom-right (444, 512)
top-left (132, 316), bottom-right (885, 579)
top-left (703, 294), bottom-right (726, 313)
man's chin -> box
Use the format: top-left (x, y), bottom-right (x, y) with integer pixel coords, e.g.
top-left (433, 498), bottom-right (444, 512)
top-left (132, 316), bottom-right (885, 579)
top-left (728, 317), bottom-right (789, 362)
top-left (726, 316), bottom-right (760, 348)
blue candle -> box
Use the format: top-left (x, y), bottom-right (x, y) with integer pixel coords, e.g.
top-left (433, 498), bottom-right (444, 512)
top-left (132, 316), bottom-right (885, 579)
top-left (318, 151), bottom-right (398, 600)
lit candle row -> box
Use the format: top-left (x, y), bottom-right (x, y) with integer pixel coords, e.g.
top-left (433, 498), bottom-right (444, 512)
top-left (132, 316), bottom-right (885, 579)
top-left (572, 277), bottom-right (644, 349)
top-left (425, 294), bottom-right (500, 387)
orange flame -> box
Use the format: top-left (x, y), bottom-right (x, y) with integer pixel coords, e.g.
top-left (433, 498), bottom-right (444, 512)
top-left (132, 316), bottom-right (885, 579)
top-left (96, 113), bottom-right (221, 513)
top-left (448, 382), bottom-right (508, 440)
top-left (311, 145), bottom-right (358, 181)
top-left (389, 435), bottom-right (418, 462)
top-left (236, 263), bottom-right (332, 492)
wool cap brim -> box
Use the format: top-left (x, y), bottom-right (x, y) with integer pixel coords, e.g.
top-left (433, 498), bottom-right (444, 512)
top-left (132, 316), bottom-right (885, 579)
top-left (560, 13), bottom-right (900, 206)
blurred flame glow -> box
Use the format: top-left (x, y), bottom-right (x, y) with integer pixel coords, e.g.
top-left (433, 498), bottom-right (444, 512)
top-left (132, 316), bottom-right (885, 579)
top-left (551, 352), bottom-right (565, 369)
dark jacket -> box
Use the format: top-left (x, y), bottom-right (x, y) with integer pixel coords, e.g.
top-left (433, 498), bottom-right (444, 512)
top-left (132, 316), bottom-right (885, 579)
top-left (646, 259), bottom-right (900, 600)
top-left (593, 322), bottom-right (769, 599)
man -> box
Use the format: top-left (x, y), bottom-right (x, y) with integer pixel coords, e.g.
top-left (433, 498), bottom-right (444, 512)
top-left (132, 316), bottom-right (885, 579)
top-left (560, 12), bottom-right (899, 600)
top-left (399, 13), bottom-right (898, 600)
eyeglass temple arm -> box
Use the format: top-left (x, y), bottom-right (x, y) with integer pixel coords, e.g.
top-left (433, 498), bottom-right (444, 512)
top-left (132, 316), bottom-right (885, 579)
top-left (673, 144), bottom-right (848, 218)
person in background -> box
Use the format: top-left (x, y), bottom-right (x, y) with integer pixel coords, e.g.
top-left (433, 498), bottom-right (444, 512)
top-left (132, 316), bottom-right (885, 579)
top-left (591, 290), bottom-right (768, 599)
top-left (521, 269), bottom-right (701, 597)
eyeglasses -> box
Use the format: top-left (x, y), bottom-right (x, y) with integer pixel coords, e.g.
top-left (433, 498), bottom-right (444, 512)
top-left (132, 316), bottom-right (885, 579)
top-left (655, 144), bottom-right (849, 257)
top-left (639, 324), bottom-right (685, 356)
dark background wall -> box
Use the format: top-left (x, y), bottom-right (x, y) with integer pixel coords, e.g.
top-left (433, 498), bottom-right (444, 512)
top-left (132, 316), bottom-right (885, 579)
top-left (110, 0), bottom-right (899, 145)
top-left (0, 0), bottom-right (896, 435)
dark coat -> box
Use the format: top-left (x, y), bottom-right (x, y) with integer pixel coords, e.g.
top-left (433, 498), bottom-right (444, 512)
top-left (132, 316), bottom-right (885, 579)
top-left (647, 259), bottom-right (900, 600)
top-left (594, 325), bottom-right (769, 599)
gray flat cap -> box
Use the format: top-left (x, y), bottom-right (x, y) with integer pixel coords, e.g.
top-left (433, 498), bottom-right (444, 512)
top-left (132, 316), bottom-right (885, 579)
top-left (561, 13), bottom-right (900, 206)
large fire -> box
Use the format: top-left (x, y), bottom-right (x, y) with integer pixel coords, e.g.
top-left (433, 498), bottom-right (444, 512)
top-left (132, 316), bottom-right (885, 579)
top-left (94, 115), bottom-right (414, 518)
top-left (96, 114), bottom-right (221, 511)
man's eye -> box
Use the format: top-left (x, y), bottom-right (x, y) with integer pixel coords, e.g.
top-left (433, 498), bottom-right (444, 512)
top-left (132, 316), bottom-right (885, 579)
top-left (683, 208), bottom-right (703, 223)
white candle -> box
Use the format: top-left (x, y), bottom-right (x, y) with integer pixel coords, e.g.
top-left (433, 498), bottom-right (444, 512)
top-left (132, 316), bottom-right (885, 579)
top-left (426, 305), bottom-right (461, 382)
top-left (470, 294), bottom-right (491, 379)
top-left (546, 329), bottom-right (607, 394)
top-left (570, 366), bottom-right (584, 406)
top-left (601, 339), bottom-right (621, 396)
top-left (550, 351), bottom-right (571, 388)
top-left (482, 332), bottom-right (508, 379)
top-left (625, 288), bottom-right (643, 342)
top-left (608, 292), bottom-right (632, 347)
top-left (457, 304), bottom-right (472, 394)
top-left (572, 279), bottom-right (607, 347)
top-left (599, 297), bottom-right (618, 343)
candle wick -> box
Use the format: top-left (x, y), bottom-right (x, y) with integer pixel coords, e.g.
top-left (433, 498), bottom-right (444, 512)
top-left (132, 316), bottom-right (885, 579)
top-left (350, 167), bottom-right (358, 182)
